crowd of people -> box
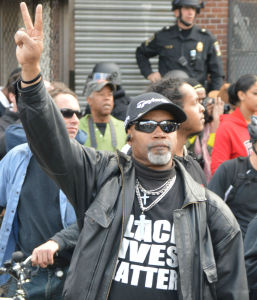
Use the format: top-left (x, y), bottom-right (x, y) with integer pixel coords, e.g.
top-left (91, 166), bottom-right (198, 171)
top-left (1, 0), bottom-right (257, 299)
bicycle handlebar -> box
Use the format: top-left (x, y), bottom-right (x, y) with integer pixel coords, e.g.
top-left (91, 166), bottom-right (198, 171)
top-left (0, 252), bottom-right (34, 280)
top-left (0, 252), bottom-right (36, 300)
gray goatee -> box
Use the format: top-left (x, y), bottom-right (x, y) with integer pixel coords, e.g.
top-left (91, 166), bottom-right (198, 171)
top-left (147, 142), bottom-right (172, 165)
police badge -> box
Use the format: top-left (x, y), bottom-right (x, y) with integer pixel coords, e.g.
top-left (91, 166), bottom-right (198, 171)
top-left (196, 41), bottom-right (204, 52)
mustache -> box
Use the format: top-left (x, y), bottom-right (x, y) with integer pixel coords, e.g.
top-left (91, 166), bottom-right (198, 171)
top-left (147, 141), bottom-right (171, 151)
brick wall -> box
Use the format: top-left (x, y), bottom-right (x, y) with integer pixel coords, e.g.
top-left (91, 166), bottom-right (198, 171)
top-left (195, 0), bottom-right (229, 80)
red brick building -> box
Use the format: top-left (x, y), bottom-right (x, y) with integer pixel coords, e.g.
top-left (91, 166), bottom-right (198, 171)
top-left (196, 0), bottom-right (229, 79)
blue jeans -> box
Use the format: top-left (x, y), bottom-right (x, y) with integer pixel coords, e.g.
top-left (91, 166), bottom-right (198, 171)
top-left (7, 266), bottom-right (68, 300)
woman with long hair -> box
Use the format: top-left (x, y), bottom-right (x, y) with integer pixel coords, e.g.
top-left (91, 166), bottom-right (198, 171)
top-left (211, 74), bottom-right (257, 174)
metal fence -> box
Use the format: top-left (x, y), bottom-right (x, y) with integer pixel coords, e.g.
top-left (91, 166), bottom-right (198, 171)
top-left (0, 0), bottom-right (20, 85)
top-left (228, 0), bottom-right (257, 83)
top-left (0, 0), bottom-right (60, 86)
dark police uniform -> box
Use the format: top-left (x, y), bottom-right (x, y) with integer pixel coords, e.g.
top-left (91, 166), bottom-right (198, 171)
top-left (136, 24), bottom-right (224, 91)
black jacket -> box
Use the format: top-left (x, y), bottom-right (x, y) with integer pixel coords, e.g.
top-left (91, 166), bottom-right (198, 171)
top-left (244, 214), bottom-right (257, 298)
top-left (112, 86), bottom-right (130, 121)
top-left (0, 102), bottom-right (6, 117)
top-left (136, 24), bottom-right (224, 91)
top-left (18, 80), bottom-right (248, 300)
top-left (208, 157), bottom-right (257, 238)
top-left (0, 109), bottom-right (19, 159)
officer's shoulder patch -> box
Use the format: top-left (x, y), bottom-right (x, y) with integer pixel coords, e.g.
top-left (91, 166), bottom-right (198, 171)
top-left (198, 27), bottom-right (213, 37)
top-left (199, 28), bottom-right (213, 37)
top-left (214, 41), bottom-right (222, 56)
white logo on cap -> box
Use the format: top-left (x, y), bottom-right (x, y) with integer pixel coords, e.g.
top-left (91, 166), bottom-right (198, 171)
top-left (137, 98), bottom-right (169, 109)
top-left (124, 116), bottom-right (130, 128)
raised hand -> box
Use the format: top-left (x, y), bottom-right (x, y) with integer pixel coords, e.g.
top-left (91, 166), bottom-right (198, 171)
top-left (14, 2), bottom-right (43, 81)
top-left (210, 97), bottom-right (225, 133)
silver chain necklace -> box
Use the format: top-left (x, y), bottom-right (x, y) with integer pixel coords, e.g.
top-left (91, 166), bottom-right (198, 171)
top-left (136, 175), bottom-right (176, 213)
top-left (136, 177), bottom-right (172, 195)
top-left (135, 175), bottom-right (176, 239)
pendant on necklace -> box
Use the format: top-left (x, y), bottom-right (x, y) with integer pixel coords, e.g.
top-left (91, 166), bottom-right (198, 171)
top-left (141, 192), bottom-right (149, 205)
top-left (135, 213), bottom-right (151, 240)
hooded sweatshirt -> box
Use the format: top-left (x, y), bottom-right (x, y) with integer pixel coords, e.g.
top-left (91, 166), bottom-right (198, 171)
top-left (211, 107), bottom-right (252, 174)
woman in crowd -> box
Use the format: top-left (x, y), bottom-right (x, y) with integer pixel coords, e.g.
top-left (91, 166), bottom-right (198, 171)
top-left (211, 74), bottom-right (257, 174)
top-left (209, 115), bottom-right (257, 239)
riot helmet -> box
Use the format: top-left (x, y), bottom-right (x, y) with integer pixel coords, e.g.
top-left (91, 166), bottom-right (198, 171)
top-left (91, 62), bottom-right (121, 86)
top-left (83, 62), bottom-right (121, 96)
top-left (171, 0), bottom-right (204, 14)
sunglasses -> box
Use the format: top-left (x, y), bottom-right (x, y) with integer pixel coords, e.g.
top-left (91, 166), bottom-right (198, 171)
top-left (133, 120), bottom-right (180, 133)
top-left (60, 108), bottom-right (82, 119)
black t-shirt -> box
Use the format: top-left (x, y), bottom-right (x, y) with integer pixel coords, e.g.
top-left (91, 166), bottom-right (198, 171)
top-left (17, 156), bottom-right (72, 265)
top-left (96, 122), bottom-right (107, 135)
top-left (109, 160), bottom-right (184, 300)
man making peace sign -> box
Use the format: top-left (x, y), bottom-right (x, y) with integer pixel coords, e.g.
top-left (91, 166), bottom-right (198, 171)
top-left (11, 2), bottom-right (249, 300)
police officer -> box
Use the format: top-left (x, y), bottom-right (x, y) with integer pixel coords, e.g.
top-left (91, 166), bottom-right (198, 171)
top-left (136, 0), bottom-right (224, 91)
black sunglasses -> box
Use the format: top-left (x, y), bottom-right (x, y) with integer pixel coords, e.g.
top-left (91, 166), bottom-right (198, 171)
top-left (60, 108), bottom-right (82, 119)
top-left (133, 120), bottom-right (180, 133)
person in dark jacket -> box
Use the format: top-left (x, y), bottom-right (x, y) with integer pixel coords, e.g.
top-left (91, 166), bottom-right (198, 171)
top-left (244, 214), bottom-right (257, 300)
top-left (0, 68), bottom-right (21, 117)
top-left (14, 3), bottom-right (248, 300)
top-left (0, 70), bottom-right (21, 159)
top-left (209, 115), bottom-right (257, 238)
top-left (135, 0), bottom-right (224, 91)
top-left (0, 108), bottom-right (19, 159)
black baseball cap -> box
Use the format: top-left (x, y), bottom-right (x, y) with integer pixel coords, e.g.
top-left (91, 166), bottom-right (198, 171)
top-left (124, 92), bottom-right (187, 131)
